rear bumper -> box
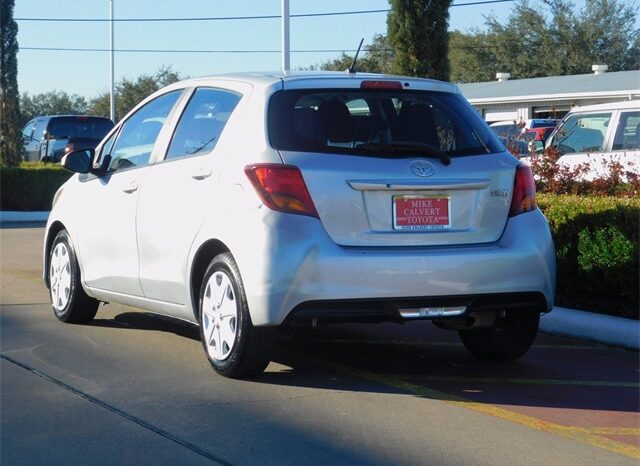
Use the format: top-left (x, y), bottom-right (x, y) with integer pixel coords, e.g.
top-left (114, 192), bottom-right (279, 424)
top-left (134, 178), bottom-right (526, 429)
top-left (286, 291), bottom-right (548, 325)
top-left (236, 208), bottom-right (556, 326)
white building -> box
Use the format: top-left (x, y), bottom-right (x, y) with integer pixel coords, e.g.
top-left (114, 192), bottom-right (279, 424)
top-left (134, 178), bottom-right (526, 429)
top-left (458, 66), bottom-right (640, 123)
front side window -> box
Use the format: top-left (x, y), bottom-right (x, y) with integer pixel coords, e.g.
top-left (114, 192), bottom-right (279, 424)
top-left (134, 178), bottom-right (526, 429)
top-left (165, 88), bottom-right (241, 160)
top-left (96, 129), bottom-right (118, 164)
top-left (553, 113), bottom-right (612, 155)
top-left (612, 111), bottom-right (640, 151)
top-left (106, 90), bottom-right (181, 173)
top-left (33, 119), bottom-right (48, 141)
top-left (22, 120), bottom-right (35, 140)
top-left (268, 89), bottom-right (502, 157)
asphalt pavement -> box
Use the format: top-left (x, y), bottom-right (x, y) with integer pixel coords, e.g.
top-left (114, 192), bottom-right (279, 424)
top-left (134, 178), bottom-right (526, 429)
top-left (1, 226), bottom-right (639, 465)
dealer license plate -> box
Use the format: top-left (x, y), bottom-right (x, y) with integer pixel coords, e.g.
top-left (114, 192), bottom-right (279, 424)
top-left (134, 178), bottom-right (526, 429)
top-left (393, 195), bottom-right (451, 231)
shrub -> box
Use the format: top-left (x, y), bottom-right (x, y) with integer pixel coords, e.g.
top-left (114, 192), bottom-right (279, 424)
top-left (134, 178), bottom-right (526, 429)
top-left (529, 146), bottom-right (640, 197)
top-left (0, 162), bottom-right (72, 211)
top-left (538, 194), bottom-right (639, 319)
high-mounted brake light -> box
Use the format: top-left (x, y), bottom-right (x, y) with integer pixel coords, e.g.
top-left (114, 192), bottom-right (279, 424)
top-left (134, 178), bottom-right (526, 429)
top-left (244, 164), bottom-right (318, 218)
top-left (509, 165), bottom-right (537, 217)
top-left (360, 80), bottom-right (403, 90)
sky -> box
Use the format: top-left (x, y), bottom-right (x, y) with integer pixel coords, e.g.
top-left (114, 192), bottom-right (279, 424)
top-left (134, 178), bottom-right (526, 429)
top-left (13, 0), bottom-right (637, 99)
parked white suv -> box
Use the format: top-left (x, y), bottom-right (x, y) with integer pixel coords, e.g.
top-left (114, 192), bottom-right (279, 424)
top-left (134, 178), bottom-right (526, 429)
top-left (44, 72), bottom-right (555, 378)
top-left (544, 100), bottom-right (640, 178)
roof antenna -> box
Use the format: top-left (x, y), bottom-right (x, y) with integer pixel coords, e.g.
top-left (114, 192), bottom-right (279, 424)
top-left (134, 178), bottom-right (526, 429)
top-left (348, 38), bottom-right (365, 74)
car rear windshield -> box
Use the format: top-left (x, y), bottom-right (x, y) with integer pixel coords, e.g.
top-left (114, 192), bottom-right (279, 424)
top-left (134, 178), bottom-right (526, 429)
top-left (268, 89), bottom-right (502, 157)
top-left (47, 117), bottom-right (114, 140)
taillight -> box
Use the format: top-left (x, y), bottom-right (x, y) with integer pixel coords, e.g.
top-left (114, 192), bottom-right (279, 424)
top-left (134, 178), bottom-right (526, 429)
top-left (360, 80), bottom-right (403, 90)
top-left (244, 164), bottom-right (318, 218)
top-left (509, 165), bottom-right (537, 217)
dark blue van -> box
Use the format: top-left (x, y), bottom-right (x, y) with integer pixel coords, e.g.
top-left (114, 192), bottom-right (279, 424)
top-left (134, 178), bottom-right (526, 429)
top-left (22, 115), bottom-right (114, 162)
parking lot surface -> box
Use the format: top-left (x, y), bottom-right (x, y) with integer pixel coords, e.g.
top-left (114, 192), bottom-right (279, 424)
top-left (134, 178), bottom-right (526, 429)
top-left (1, 226), bottom-right (638, 465)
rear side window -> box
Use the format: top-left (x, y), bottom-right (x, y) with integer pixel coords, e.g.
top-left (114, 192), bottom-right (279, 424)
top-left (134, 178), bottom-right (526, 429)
top-left (612, 111), bottom-right (640, 151)
top-left (166, 87), bottom-right (241, 160)
top-left (553, 112), bottom-right (612, 154)
top-left (268, 89), bottom-right (502, 157)
top-left (47, 117), bottom-right (114, 140)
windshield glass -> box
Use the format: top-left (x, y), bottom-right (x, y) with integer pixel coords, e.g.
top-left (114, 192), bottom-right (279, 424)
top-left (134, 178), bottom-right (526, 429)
top-left (551, 112), bottom-right (612, 154)
top-left (268, 89), bottom-right (503, 157)
top-left (47, 117), bottom-right (114, 140)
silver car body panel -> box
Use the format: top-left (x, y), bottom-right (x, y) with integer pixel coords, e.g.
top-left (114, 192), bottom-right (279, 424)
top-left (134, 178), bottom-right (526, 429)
top-left (44, 71), bottom-right (556, 327)
top-left (279, 151), bottom-right (517, 247)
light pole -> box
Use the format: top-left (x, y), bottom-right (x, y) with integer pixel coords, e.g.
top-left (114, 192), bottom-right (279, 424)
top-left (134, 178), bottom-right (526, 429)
top-left (109, 0), bottom-right (115, 122)
top-left (281, 0), bottom-right (290, 72)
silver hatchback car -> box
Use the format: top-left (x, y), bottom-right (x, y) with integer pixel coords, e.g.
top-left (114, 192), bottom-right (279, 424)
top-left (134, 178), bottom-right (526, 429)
top-left (44, 72), bottom-right (555, 378)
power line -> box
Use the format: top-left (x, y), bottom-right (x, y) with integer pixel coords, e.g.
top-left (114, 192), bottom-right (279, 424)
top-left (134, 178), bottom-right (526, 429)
top-left (19, 45), bottom-right (506, 54)
top-left (15, 1), bottom-right (516, 23)
top-left (19, 46), bottom-right (377, 54)
top-left (16, 9), bottom-right (380, 22)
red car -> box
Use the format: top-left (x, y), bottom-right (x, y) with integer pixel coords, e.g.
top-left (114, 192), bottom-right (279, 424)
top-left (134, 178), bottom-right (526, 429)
top-left (526, 126), bottom-right (556, 142)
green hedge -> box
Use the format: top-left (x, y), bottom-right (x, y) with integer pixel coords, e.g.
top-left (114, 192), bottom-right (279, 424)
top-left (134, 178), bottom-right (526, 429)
top-left (538, 194), bottom-right (639, 319)
top-left (0, 162), bottom-right (73, 211)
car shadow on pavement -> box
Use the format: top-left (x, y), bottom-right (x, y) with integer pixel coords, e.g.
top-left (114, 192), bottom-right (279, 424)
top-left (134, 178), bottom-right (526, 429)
top-left (265, 324), bottom-right (640, 416)
top-left (90, 312), bottom-right (200, 341)
top-left (93, 311), bottom-right (640, 415)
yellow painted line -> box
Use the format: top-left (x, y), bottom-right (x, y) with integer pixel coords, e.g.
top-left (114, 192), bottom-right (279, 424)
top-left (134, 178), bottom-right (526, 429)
top-left (300, 355), bottom-right (640, 460)
top-left (312, 338), bottom-right (608, 350)
top-left (558, 427), bottom-right (640, 436)
top-left (398, 375), bottom-right (639, 388)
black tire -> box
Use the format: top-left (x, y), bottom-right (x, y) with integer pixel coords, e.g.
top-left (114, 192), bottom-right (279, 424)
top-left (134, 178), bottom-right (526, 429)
top-left (198, 253), bottom-right (273, 378)
top-left (48, 230), bottom-right (99, 323)
top-left (458, 308), bottom-right (540, 361)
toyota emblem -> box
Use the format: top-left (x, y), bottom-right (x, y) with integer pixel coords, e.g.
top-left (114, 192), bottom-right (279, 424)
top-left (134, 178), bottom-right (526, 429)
top-left (409, 160), bottom-right (435, 177)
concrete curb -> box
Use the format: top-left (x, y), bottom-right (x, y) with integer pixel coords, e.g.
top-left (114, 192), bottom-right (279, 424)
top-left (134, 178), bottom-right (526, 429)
top-left (0, 211), bottom-right (49, 223)
top-left (541, 307), bottom-right (639, 350)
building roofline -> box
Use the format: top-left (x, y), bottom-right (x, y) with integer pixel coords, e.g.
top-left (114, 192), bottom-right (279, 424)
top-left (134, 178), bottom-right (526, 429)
top-left (466, 90), bottom-right (640, 105)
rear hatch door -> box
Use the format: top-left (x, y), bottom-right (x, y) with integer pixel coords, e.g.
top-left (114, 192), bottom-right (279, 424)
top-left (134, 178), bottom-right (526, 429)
top-left (269, 81), bottom-right (516, 247)
top-left (279, 151), bottom-right (516, 247)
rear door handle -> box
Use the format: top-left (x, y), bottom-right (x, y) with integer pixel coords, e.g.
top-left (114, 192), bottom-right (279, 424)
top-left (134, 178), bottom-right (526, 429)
top-left (191, 168), bottom-right (212, 180)
top-left (123, 181), bottom-right (139, 193)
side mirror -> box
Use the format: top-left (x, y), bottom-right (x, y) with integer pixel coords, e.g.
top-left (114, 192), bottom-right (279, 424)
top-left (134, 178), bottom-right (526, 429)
top-left (61, 148), bottom-right (94, 174)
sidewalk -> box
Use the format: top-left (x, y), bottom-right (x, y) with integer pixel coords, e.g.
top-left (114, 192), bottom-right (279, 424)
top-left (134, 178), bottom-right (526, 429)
top-left (2, 210), bottom-right (638, 351)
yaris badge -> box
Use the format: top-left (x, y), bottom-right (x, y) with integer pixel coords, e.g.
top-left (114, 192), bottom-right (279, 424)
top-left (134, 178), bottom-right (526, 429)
top-left (410, 160), bottom-right (435, 177)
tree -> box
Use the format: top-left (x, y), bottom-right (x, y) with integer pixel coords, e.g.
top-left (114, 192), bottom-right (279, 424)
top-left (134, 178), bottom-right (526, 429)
top-left (313, 34), bottom-right (395, 74)
top-left (387, 0), bottom-right (453, 80)
top-left (450, 0), bottom-right (639, 83)
top-left (574, 0), bottom-right (639, 72)
top-left (20, 91), bottom-right (87, 126)
top-left (88, 66), bottom-right (183, 122)
top-left (0, 0), bottom-right (22, 166)
top-left (449, 31), bottom-right (499, 83)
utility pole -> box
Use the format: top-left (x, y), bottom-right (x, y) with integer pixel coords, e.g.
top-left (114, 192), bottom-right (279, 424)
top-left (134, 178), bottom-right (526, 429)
top-left (281, 0), bottom-right (290, 72)
top-left (109, 0), bottom-right (115, 122)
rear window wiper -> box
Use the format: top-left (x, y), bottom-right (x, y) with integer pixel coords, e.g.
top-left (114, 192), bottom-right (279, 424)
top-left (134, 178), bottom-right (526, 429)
top-left (356, 142), bottom-right (451, 166)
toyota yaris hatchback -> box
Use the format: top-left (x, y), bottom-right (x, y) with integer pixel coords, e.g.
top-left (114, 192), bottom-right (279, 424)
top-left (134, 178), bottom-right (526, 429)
top-left (44, 72), bottom-right (555, 378)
